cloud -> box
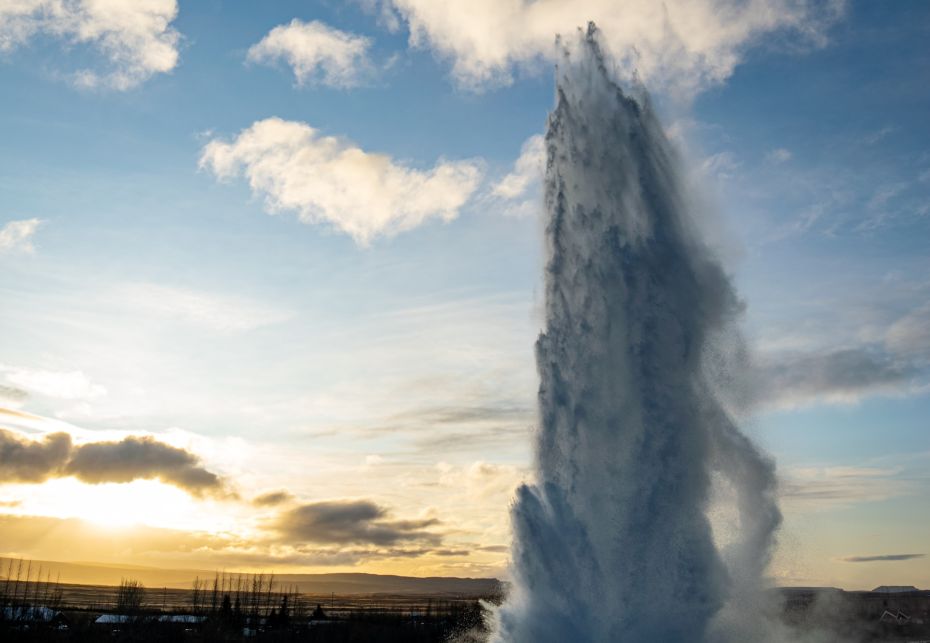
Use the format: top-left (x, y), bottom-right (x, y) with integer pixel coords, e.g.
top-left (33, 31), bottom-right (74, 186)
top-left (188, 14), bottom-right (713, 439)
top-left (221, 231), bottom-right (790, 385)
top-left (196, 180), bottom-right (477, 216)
top-left (779, 465), bottom-right (913, 510)
top-left (274, 499), bottom-right (440, 546)
top-left (200, 118), bottom-right (483, 245)
top-left (492, 135), bottom-right (544, 200)
top-left (765, 148), bottom-right (792, 164)
top-left (863, 126), bottom-right (894, 146)
top-left (0, 218), bottom-right (41, 253)
top-left (0, 430), bottom-right (72, 483)
top-left (372, 0), bottom-right (842, 94)
top-left (701, 151), bottom-right (741, 182)
top-left (247, 19), bottom-right (372, 87)
top-left (754, 348), bottom-right (915, 410)
top-left (114, 283), bottom-right (293, 333)
top-left (3, 367), bottom-right (106, 400)
top-left (252, 490), bottom-right (295, 507)
top-left (0, 385), bottom-right (28, 407)
top-left (65, 435), bottom-right (226, 496)
top-left (490, 134), bottom-right (545, 217)
top-left (0, 0), bottom-right (180, 90)
top-left (0, 429), bottom-right (227, 496)
top-left (886, 303), bottom-right (930, 359)
top-left (839, 553), bottom-right (924, 563)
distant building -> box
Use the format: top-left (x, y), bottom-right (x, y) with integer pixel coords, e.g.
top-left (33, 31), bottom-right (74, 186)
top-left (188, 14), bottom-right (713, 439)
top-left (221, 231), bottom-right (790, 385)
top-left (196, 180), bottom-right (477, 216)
top-left (94, 614), bottom-right (132, 624)
top-left (879, 609), bottom-right (911, 624)
top-left (158, 614), bottom-right (206, 624)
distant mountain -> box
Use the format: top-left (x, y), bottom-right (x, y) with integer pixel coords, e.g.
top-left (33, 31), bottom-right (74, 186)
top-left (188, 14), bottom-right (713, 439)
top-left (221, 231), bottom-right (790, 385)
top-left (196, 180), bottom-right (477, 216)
top-left (275, 572), bottom-right (502, 595)
top-left (0, 558), bottom-right (501, 595)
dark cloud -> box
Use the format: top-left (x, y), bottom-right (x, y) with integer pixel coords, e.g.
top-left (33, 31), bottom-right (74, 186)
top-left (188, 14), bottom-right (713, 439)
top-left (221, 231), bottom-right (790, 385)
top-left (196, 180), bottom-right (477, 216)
top-left (275, 499), bottom-right (440, 546)
top-left (252, 490), bottom-right (295, 507)
top-left (0, 429), bottom-right (72, 482)
top-left (65, 436), bottom-right (225, 496)
top-left (840, 553), bottom-right (925, 563)
top-left (0, 429), bottom-right (226, 496)
top-left (756, 348), bottom-right (915, 409)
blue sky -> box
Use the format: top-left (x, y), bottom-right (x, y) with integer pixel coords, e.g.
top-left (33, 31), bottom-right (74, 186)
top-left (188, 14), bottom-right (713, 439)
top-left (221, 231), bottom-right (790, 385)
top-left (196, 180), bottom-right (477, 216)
top-left (0, 0), bottom-right (928, 587)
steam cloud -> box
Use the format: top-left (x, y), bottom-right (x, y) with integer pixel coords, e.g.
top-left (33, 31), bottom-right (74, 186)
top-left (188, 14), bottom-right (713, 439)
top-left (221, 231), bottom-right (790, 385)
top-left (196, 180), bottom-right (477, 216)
top-left (493, 26), bottom-right (781, 642)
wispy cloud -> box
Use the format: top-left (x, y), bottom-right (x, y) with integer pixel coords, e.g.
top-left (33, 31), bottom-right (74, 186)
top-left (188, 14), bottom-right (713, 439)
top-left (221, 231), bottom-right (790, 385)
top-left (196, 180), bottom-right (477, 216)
top-left (863, 126), bottom-right (895, 146)
top-left (252, 490), bottom-right (295, 507)
top-left (886, 303), bottom-right (930, 359)
top-left (765, 148), bottom-right (792, 164)
top-left (753, 348), bottom-right (915, 411)
top-left (490, 134), bottom-right (544, 217)
top-left (0, 218), bottom-right (42, 253)
top-left (0, 0), bottom-right (180, 90)
top-left (200, 118), bottom-right (483, 245)
top-left (780, 465), bottom-right (915, 511)
top-left (839, 553), bottom-right (924, 563)
top-left (114, 283), bottom-right (293, 333)
top-left (248, 19), bottom-right (373, 87)
top-left (2, 366), bottom-right (106, 401)
top-left (701, 151), bottom-right (741, 182)
top-left (0, 385), bottom-right (28, 407)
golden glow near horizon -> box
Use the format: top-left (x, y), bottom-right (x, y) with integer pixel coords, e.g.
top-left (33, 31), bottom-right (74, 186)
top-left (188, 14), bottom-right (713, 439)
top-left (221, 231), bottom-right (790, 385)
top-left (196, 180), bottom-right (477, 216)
top-left (4, 478), bottom-right (235, 532)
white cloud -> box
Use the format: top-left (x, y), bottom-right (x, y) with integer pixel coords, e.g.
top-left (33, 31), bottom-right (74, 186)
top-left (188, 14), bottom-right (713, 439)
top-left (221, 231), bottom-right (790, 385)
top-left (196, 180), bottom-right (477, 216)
top-left (0, 0), bottom-right (180, 90)
top-left (375, 0), bottom-right (842, 94)
top-left (886, 303), bottom-right (930, 359)
top-left (200, 117), bottom-right (484, 245)
top-left (115, 283), bottom-right (293, 333)
top-left (489, 134), bottom-right (545, 217)
top-left (492, 135), bottom-right (544, 200)
top-left (863, 125), bottom-right (894, 146)
top-left (765, 148), bottom-right (792, 164)
top-left (701, 151), bottom-right (741, 181)
top-left (0, 218), bottom-right (42, 252)
top-left (3, 366), bottom-right (107, 400)
top-left (867, 182), bottom-right (907, 211)
top-left (247, 19), bottom-right (372, 88)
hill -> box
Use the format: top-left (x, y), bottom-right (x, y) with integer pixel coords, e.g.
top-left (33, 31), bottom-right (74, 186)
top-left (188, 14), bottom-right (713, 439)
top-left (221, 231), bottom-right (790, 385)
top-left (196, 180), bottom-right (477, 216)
top-left (0, 557), bottom-right (501, 595)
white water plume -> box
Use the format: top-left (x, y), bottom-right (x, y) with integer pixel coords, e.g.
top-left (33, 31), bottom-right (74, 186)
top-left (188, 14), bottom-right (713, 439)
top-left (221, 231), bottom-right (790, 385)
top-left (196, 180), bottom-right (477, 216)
top-left (492, 25), bottom-right (782, 643)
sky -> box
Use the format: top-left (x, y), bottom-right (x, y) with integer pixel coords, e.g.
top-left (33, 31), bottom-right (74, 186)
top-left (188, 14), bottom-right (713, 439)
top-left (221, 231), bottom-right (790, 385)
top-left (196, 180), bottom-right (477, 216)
top-left (0, 0), bottom-right (928, 590)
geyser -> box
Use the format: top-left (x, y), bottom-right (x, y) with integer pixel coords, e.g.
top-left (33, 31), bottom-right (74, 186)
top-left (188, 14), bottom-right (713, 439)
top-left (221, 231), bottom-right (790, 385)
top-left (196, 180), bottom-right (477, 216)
top-left (494, 26), bottom-right (782, 643)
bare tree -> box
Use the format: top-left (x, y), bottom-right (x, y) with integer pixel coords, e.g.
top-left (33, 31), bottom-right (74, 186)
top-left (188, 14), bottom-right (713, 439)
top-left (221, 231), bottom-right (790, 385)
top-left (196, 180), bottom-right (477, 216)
top-left (116, 578), bottom-right (145, 616)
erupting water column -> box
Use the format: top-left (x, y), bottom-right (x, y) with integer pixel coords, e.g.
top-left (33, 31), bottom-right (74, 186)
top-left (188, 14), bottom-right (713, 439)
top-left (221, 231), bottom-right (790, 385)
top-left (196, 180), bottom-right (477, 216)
top-left (493, 26), bottom-right (782, 643)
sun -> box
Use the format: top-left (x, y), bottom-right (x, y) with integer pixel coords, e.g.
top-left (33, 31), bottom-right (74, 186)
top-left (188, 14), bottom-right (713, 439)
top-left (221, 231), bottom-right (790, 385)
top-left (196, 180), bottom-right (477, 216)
top-left (12, 478), bottom-right (209, 531)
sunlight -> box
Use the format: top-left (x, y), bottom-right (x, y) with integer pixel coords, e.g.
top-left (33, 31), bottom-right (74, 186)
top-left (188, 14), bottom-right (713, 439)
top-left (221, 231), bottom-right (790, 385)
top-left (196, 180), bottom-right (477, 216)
top-left (7, 478), bottom-right (228, 532)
